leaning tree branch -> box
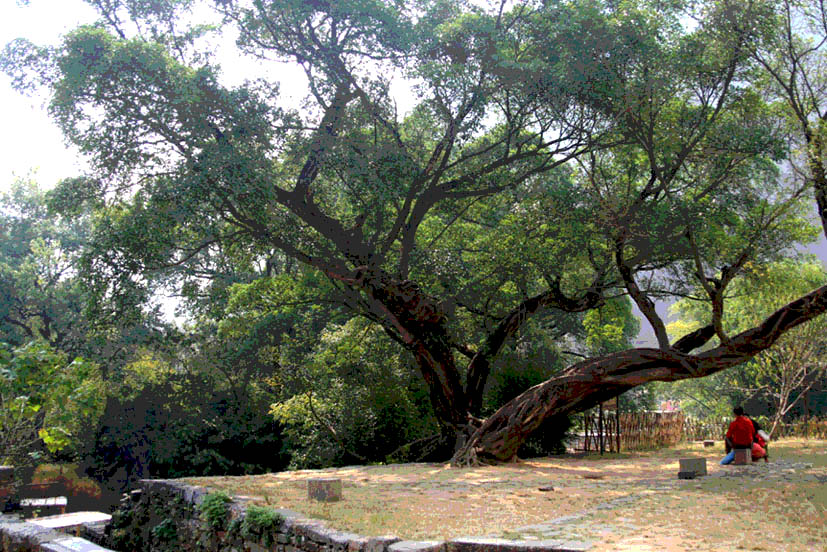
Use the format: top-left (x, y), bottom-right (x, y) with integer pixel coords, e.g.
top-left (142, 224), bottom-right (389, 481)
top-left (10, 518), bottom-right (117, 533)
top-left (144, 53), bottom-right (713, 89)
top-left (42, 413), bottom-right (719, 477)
top-left (615, 239), bottom-right (670, 350)
top-left (464, 277), bottom-right (605, 414)
top-left (452, 283), bottom-right (827, 465)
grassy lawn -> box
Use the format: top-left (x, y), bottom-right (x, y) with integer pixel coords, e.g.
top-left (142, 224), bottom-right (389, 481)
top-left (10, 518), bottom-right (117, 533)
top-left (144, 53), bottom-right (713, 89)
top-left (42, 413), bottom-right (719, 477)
top-left (181, 438), bottom-right (827, 551)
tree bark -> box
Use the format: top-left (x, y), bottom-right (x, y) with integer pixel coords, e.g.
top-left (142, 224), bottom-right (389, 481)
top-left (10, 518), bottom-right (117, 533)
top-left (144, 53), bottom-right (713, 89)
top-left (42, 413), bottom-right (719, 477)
top-left (465, 282), bottom-right (603, 415)
top-left (452, 283), bottom-right (827, 464)
top-left (362, 269), bottom-right (468, 431)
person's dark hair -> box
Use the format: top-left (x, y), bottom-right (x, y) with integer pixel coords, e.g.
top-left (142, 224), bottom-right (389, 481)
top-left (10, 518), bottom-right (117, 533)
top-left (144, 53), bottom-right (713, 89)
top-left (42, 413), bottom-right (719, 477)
top-left (733, 406), bottom-right (745, 416)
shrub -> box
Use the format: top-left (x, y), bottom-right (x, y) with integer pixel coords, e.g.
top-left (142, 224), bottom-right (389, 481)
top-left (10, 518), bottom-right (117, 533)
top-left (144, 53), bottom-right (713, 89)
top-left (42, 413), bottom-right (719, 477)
top-left (150, 518), bottom-right (177, 542)
top-left (198, 491), bottom-right (233, 531)
top-left (231, 505), bottom-right (284, 546)
top-left (84, 380), bottom-right (289, 493)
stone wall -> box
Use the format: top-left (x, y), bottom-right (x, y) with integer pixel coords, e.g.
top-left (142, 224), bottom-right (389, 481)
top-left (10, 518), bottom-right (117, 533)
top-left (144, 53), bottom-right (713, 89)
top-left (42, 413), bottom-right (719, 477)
top-left (0, 514), bottom-right (113, 552)
top-left (103, 479), bottom-right (590, 552)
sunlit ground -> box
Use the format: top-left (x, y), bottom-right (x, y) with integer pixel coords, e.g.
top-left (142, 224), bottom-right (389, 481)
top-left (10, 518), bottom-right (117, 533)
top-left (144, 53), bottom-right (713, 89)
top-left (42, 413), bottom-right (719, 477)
top-left (182, 438), bottom-right (827, 551)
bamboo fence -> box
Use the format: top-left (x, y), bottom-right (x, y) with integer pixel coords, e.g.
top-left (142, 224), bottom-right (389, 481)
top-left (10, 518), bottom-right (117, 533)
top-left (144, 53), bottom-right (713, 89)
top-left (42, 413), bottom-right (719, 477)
top-left (574, 411), bottom-right (827, 454)
top-left (578, 410), bottom-right (685, 452)
top-left (681, 416), bottom-right (827, 441)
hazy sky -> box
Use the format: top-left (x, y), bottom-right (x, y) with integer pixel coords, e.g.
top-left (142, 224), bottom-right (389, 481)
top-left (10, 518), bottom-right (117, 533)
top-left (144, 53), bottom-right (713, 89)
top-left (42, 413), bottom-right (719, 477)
top-left (0, 0), bottom-right (311, 193)
top-left (1, 0), bottom-right (99, 191)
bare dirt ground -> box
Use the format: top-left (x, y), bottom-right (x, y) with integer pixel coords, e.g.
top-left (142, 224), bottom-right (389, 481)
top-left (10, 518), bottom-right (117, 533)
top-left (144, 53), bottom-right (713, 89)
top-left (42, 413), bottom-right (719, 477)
top-left (182, 438), bottom-right (827, 552)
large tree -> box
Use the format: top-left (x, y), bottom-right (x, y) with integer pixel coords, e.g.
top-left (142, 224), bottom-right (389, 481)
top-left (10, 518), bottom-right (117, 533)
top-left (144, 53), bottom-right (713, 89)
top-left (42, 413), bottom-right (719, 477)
top-left (5, 0), bottom-right (827, 464)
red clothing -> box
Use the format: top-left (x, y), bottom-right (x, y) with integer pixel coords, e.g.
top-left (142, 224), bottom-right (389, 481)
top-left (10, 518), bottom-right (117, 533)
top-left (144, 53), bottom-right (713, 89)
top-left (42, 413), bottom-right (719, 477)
top-left (751, 442), bottom-right (766, 459)
top-left (726, 415), bottom-right (755, 447)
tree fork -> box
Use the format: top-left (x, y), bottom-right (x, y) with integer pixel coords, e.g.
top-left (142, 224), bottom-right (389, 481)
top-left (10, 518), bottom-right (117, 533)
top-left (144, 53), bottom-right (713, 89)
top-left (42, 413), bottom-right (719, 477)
top-left (452, 284), bottom-right (827, 465)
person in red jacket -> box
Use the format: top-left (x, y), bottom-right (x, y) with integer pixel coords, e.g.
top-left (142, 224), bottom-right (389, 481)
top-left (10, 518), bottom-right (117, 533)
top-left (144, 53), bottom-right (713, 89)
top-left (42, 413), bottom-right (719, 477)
top-left (726, 406), bottom-right (755, 449)
top-left (721, 406), bottom-right (767, 464)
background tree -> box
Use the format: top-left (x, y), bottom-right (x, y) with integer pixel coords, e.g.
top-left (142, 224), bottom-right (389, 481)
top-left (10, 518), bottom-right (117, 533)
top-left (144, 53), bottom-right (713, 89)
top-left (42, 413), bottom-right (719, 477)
top-left (753, 0), bottom-right (827, 237)
top-left (0, 178), bottom-right (173, 374)
top-left (0, 340), bottom-right (105, 467)
top-left (0, 180), bottom-right (292, 489)
top-left (668, 259), bottom-right (827, 434)
top-left (0, 179), bottom-right (91, 354)
top-left (5, 0), bottom-right (827, 465)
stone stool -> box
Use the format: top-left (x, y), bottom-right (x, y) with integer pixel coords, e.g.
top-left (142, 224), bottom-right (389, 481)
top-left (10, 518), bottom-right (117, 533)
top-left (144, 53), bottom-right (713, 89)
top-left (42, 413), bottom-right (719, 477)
top-left (308, 478), bottom-right (342, 502)
top-left (734, 448), bottom-right (752, 465)
top-left (678, 458), bottom-right (707, 479)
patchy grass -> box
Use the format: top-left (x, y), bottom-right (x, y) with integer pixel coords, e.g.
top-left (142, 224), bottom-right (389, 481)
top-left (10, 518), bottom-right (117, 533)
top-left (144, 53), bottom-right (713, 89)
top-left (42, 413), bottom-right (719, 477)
top-left (181, 438), bottom-right (827, 550)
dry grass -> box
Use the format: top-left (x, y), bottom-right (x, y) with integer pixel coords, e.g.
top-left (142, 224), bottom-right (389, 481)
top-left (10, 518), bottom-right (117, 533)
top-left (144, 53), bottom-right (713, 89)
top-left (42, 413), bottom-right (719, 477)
top-left (181, 438), bottom-right (827, 550)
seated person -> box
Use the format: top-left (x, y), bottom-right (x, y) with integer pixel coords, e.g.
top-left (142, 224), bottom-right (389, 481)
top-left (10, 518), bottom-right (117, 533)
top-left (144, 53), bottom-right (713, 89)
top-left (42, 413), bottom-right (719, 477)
top-left (751, 421), bottom-right (768, 462)
top-left (721, 406), bottom-right (758, 465)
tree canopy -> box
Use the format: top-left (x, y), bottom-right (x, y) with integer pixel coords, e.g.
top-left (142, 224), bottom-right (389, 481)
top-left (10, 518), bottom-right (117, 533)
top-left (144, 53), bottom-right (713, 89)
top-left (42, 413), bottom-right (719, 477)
top-left (4, 0), bottom-right (827, 464)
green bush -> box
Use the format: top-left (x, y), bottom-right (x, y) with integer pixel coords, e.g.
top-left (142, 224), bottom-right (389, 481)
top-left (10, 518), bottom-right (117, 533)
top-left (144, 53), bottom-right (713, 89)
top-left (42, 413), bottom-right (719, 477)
top-left (150, 518), bottom-right (177, 542)
top-left (198, 491), bottom-right (233, 531)
top-left (84, 379), bottom-right (290, 494)
top-left (231, 505), bottom-right (284, 546)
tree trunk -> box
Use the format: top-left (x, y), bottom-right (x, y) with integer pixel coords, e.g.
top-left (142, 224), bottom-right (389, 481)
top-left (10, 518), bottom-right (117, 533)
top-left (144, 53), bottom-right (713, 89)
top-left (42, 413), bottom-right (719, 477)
top-left (453, 283), bottom-right (827, 464)
top-left (363, 270), bottom-right (468, 433)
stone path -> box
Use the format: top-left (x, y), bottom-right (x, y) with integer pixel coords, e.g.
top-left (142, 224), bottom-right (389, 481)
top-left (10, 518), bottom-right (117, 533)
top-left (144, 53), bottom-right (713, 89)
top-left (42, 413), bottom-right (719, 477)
top-left (503, 459), bottom-right (822, 550)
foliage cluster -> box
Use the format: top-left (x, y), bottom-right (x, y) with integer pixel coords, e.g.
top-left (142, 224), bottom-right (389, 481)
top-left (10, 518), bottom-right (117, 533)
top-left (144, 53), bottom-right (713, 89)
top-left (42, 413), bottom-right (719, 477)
top-left (0, 340), bottom-right (104, 466)
top-left (228, 505), bottom-right (285, 546)
top-left (2, 0), bottom-right (827, 473)
top-left (198, 490), bottom-right (233, 531)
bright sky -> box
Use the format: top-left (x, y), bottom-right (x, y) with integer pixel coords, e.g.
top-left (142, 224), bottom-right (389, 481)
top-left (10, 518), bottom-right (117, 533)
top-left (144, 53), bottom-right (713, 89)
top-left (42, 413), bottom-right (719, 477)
top-left (0, 0), bottom-right (312, 194)
top-left (0, 0), bottom-right (98, 191)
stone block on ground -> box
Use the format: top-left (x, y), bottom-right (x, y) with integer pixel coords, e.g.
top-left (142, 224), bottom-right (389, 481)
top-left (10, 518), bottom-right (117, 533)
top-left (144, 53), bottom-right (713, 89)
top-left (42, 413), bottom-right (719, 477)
top-left (703, 440), bottom-right (714, 448)
top-left (308, 478), bottom-right (343, 502)
top-left (40, 536), bottom-right (115, 551)
top-left (678, 458), bottom-right (707, 477)
top-left (734, 448), bottom-right (752, 465)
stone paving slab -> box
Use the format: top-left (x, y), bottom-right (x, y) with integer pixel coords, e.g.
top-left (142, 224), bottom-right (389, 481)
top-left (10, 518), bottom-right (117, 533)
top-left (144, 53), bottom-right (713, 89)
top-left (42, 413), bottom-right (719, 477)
top-left (28, 511), bottom-right (112, 530)
top-left (448, 537), bottom-right (591, 552)
top-left (389, 540), bottom-right (446, 552)
top-left (40, 536), bottom-right (113, 552)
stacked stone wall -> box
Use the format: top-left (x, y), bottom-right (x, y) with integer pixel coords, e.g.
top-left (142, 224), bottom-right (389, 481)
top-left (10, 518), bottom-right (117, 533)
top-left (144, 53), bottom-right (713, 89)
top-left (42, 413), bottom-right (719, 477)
top-left (0, 514), bottom-right (113, 552)
top-left (103, 479), bottom-right (589, 552)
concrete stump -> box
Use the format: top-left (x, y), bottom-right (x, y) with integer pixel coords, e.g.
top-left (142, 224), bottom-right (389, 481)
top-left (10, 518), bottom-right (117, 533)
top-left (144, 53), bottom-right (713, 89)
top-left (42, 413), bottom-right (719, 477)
top-left (678, 458), bottom-right (707, 477)
top-left (734, 448), bottom-right (752, 465)
top-left (308, 478), bottom-right (342, 502)
top-left (703, 440), bottom-right (715, 448)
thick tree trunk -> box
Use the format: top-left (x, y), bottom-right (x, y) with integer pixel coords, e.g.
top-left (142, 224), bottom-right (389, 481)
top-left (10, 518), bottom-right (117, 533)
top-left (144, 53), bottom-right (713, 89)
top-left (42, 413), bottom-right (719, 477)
top-left (365, 270), bottom-right (602, 441)
top-left (452, 283), bottom-right (827, 465)
top-left (363, 269), bottom-right (468, 432)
